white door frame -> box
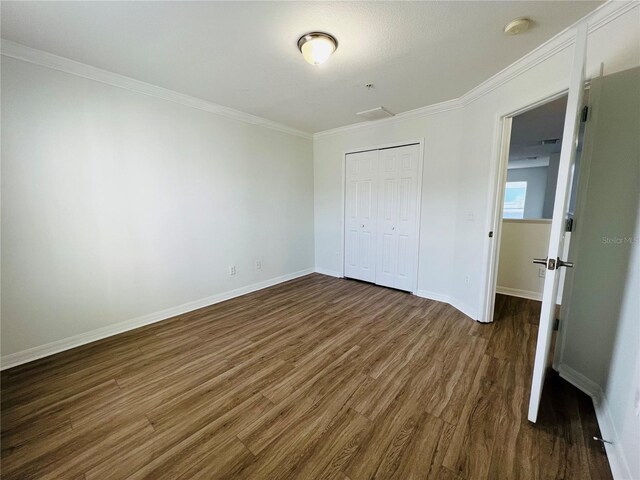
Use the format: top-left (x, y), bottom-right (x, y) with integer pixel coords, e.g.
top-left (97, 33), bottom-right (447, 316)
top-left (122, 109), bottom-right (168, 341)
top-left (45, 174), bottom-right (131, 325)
top-left (479, 90), bottom-right (568, 323)
top-left (340, 139), bottom-right (425, 294)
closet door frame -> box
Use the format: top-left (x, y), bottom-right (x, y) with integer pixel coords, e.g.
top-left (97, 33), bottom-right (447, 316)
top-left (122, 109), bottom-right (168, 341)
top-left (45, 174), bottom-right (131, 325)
top-left (340, 139), bottom-right (425, 294)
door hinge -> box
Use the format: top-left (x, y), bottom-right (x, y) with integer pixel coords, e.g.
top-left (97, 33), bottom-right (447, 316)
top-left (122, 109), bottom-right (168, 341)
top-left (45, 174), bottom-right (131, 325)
top-left (581, 105), bottom-right (590, 122)
top-left (553, 318), bottom-right (560, 331)
top-left (565, 217), bottom-right (574, 232)
top-left (488, 231), bottom-right (494, 238)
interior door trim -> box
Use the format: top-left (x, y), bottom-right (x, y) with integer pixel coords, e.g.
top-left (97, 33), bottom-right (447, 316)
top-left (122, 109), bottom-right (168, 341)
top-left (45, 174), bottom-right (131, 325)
top-left (345, 142), bottom-right (420, 156)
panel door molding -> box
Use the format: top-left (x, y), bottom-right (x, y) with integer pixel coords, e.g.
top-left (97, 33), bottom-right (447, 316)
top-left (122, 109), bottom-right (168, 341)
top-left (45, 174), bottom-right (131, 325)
top-left (344, 150), bottom-right (379, 283)
top-left (343, 142), bottom-right (422, 293)
top-left (375, 145), bottom-right (420, 291)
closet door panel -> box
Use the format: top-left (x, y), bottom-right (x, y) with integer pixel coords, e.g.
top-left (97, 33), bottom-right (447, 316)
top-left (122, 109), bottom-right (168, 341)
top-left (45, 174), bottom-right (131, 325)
top-left (376, 149), bottom-right (399, 288)
top-left (375, 145), bottom-right (420, 291)
top-left (344, 150), bottom-right (378, 282)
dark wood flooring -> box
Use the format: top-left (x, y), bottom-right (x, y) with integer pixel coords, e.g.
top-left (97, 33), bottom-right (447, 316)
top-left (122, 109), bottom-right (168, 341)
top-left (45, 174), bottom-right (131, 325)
top-left (1, 274), bottom-right (612, 479)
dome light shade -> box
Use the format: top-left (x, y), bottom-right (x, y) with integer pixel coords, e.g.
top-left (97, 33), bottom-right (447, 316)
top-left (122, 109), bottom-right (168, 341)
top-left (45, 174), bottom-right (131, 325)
top-left (297, 32), bottom-right (337, 65)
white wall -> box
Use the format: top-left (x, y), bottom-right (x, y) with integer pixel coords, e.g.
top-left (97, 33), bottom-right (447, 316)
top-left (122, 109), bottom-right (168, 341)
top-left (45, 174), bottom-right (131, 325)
top-left (313, 4), bottom-right (640, 322)
top-left (313, 109), bottom-right (462, 305)
top-left (1, 56), bottom-right (314, 361)
top-left (558, 66), bottom-right (640, 480)
top-left (313, 10), bottom-right (639, 471)
top-left (606, 213), bottom-right (640, 480)
top-left (543, 153), bottom-right (561, 218)
top-left (2, 10), bottom-right (639, 474)
top-left (604, 214), bottom-right (640, 480)
top-left (496, 220), bottom-right (550, 299)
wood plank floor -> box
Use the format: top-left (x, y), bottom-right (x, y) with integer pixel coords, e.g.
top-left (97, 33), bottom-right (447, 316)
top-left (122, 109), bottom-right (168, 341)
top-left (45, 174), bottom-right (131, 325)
top-left (1, 274), bottom-right (612, 479)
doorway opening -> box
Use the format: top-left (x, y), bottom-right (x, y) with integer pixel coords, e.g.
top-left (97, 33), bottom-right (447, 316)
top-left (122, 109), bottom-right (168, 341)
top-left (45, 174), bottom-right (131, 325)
top-left (484, 90), bottom-right (588, 328)
top-left (497, 94), bottom-right (566, 304)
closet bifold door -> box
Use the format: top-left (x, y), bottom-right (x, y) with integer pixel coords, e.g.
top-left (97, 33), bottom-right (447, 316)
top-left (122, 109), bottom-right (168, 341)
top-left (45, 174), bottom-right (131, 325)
top-left (375, 144), bottom-right (420, 292)
top-left (344, 150), bottom-right (379, 283)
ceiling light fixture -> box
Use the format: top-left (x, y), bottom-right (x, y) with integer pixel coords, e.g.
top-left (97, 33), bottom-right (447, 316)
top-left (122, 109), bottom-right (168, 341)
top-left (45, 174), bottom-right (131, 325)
top-left (297, 32), bottom-right (338, 65)
top-left (504, 18), bottom-right (532, 35)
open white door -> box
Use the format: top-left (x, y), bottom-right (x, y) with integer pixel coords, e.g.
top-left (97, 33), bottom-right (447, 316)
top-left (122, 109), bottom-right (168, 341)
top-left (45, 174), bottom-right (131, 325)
top-left (528, 24), bottom-right (588, 423)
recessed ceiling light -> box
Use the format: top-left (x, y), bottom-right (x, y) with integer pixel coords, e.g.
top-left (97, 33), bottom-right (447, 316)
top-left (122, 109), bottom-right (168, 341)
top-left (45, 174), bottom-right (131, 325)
top-left (297, 32), bottom-right (338, 65)
top-left (504, 18), bottom-right (532, 35)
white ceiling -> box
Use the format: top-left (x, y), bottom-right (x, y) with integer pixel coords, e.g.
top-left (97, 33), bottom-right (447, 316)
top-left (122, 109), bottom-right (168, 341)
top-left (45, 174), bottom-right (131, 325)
top-left (1, 1), bottom-right (603, 133)
top-left (509, 95), bottom-right (568, 162)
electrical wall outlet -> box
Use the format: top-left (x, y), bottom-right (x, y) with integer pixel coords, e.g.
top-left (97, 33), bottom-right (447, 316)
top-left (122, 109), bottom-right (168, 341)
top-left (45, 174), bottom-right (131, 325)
top-left (538, 266), bottom-right (546, 278)
top-left (229, 266), bottom-right (236, 276)
top-left (464, 275), bottom-right (470, 285)
top-left (255, 259), bottom-right (262, 270)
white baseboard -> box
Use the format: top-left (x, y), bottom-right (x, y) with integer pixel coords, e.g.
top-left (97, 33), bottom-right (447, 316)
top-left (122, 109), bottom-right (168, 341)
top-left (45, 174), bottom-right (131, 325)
top-left (558, 363), bottom-right (600, 398)
top-left (450, 298), bottom-right (479, 321)
top-left (415, 290), bottom-right (478, 321)
top-left (314, 268), bottom-right (343, 278)
top-left (0, 268), bottom-right (314, 370)
top-left (496, 286), bottom-right (542, 301)
top-left (593, 393), bottom-right (633, 480)
top-left (559, 364), bottom-right (633, 480)
top-left (415, 289), bottom-right (451, 304)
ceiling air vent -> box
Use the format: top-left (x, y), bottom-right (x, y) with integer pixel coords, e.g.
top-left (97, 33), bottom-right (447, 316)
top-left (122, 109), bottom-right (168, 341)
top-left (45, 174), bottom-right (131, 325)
top-left (356, 107), bottom-right (395, 121)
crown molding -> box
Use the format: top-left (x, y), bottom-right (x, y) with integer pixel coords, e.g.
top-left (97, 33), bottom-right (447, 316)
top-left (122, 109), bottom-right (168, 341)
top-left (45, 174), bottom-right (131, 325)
top-left (1, 1), bottom-right (635, 142)
top-left (0, 40), bottom-right (313, 140)
top-left (314, 1), bottom-right (638, 140)
top-left (461, 0), bottom-right (639, 107)
top-left (587, 0), bottom-right (639, 32)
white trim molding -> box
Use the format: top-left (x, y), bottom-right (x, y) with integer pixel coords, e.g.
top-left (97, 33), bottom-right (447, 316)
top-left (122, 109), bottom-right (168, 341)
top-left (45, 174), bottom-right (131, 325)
top-left (502, 218), bottom-right (553, 224)
top-left (314, 99), bottom-right (462, 139)
top-left (314, 268), bottom-right (343, 278)
top-left (415, 289), bottom-right (451, 305)
top-left (0, 40), bottom-right (312, 140)
top-left (2, 2), bottom-right (635, 142)
top-left (313, 1), bottom-right (639, 140)
top-left (593, 394), bottom-right (633, 480)
top-left (450, 298), bottom-right (479, 322)
top-left (0, 268), bottom-right (314, 370)
top-left (558, 363), bottom-right (601, 398)
top-left (559, 364), bottom-right (633, 480)
top-left (415, 290), bottom-right (479, 321)
top-left (496, 286), bottom-right (543, 302)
